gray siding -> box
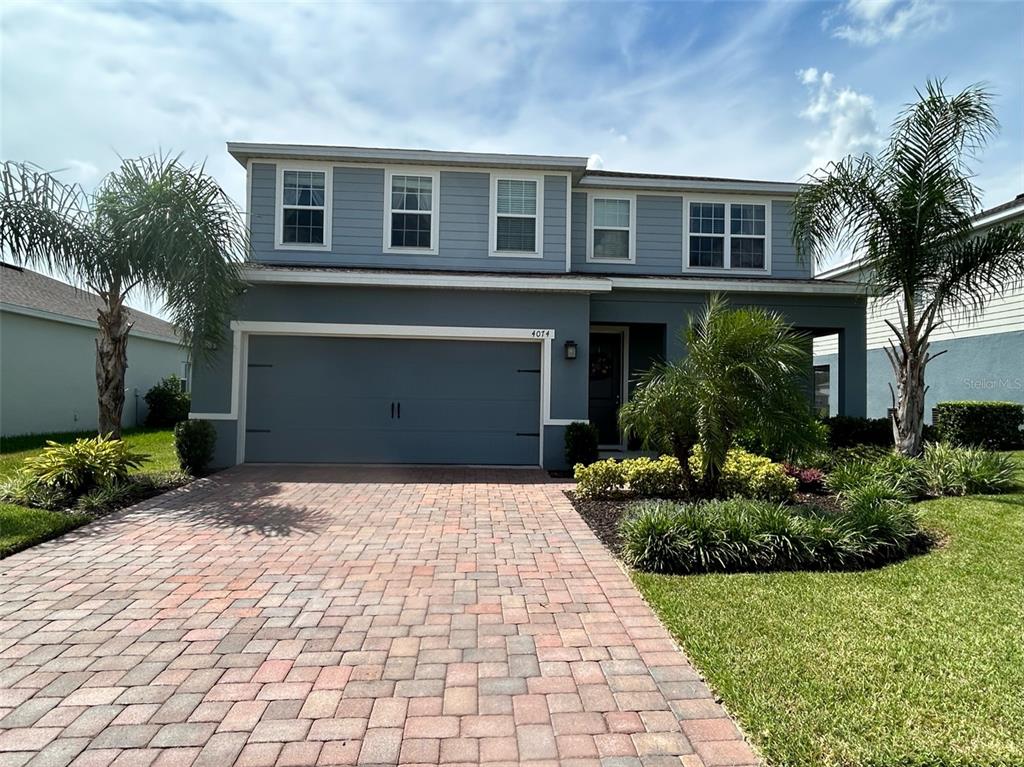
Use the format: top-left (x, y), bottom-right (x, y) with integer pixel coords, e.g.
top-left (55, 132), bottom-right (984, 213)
top-left (249, 163), bottom-right (566, 272)
top-left (770, 200), bottom-right (811, 278)
top-left (572, 193), bottom-right (809, 279)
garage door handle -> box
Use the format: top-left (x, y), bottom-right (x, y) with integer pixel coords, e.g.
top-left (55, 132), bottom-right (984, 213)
top-left (391, 402), bottom-right (395, 419)
top-left (397, 402), bottom-right (401, 419)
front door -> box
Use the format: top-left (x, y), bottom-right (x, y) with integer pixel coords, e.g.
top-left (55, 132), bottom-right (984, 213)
top-left (588, 330), bottom-right (625, 446)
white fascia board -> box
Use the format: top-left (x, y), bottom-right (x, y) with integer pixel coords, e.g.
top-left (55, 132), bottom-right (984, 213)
top-left (227, 142), bottom-right (588, 172)
top-left (0, 303), bottom-right (181, 344)
top-left (229, 321), bottom-right (556, 342)
top-left (608, 277), bottom-right (866, 296)
top-left (241, 267), bottom-right (613, 293)
top-left (578, 175), bottom-right (801, 196)
top-left (973, 201), bottom-right (1024, 229)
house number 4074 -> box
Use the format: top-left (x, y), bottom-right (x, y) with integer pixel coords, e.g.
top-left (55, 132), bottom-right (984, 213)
top-left (531, 329), bottom-right (554, 338)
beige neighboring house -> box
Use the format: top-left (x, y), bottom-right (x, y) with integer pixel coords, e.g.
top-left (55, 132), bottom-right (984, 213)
top-left (0, 263), bottom-right (187, 437)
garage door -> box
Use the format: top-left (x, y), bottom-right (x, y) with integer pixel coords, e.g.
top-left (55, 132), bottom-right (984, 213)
top-left (243, 335), bottom-right (541, 465)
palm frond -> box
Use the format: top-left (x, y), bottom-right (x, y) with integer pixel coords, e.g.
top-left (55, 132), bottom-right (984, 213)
top-left (0, 161), bottom-right (98, 281)
top-left (94, 154), bottom-right (248, 354)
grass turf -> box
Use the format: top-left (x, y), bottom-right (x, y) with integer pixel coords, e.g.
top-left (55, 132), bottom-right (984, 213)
top-left (633, 451), bottom-right (1024, 767)
top-left (0, 503), bottom-right (91, 558)
top-left (0, 427), bottom-right (178, 479)
top-left (0, 428), bottom-right (177, 557)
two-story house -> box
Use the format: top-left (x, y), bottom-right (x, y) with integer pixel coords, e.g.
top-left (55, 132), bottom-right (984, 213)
top-left (190, 143), bottom-right (867, 469)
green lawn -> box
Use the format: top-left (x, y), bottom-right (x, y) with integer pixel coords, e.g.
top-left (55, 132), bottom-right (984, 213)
top-left (0, 427), bottom-right (178, 479)
top-left (634, 451), bottom-right (1024, 767)
top-left (0, 428), bottom-right (176, 557)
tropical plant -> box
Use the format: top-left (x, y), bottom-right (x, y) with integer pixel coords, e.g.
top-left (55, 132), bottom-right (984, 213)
top-left (0, 156), bottom-right (247, 436)
top-left (22, 435), bottom-right (147, 495)
top-left (793, 81), bottom-right (1024, 456)
top-left (619, 295), bottom-right (818, 497)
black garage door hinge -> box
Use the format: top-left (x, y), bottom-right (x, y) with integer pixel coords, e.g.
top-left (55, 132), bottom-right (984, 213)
top-left (247, 363), bottom-right (273, 368)
top-left (516, 432), bottom-right (540, 437)
top-left (245, 428), bottom-right (271, 433)
top-left (517, 368), bottom-right (541, 373)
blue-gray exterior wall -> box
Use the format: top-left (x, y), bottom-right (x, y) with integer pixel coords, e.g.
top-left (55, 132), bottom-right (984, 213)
top-left (570, 194), bottom-right (810, 279)
top-left (591, 289), bottom-right (867, 417)
top-left (190, 284), bottom-right (591, 468)
top-left (250, 163), bottom-right (567, 272)
top-left (814, 330), bottom-right (1023, 422)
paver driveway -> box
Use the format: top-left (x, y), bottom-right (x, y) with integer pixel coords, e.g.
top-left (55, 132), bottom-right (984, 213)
top-left (0, 466), bottom-right (758, 767)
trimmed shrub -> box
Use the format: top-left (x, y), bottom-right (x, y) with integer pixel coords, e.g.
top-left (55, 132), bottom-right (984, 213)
top-left (144, 375), bottom-right (191, 428)
top-left (174, 419), bottom-right (217, 476)
top-left (823, 415), bottom-right (892, 448)
top-left (622, 456), bottom-right (683, 497)
top-left (22, 435), bottom-right (147, 495)
top-left (922, 442), bottom-right (1018, 496)
top-left (574, 458), bottom-right (625, 499)
top-left (934, 401), bottom-right (1024, 449)
top-left (619, 498), bottom-right (922, 574)
top-left (826, 444), bottom-right (892, 470)
top-left (564, 422), bottom-right (600, 468)
top-left (690, 447), bottom-right (797, 501)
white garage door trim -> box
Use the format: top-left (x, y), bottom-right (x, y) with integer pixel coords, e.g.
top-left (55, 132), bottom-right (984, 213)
top-left (190, 321), bottom-right (576, 466)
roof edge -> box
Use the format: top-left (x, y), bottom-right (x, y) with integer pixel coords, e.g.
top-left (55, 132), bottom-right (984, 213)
top-left (227, 142), bottom-right (589, 172)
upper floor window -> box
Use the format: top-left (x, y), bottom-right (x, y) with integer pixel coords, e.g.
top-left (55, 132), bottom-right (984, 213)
top-left (276, 165), bottom-right (332, 250)
top-left (490, 174), bottom-right (544, 257)
top-left (384, 169), bottom-right (439, 254)
top-left (686, 200), bottom-right (769, 271)
top-left (587, 194), bottom-right (635, 263)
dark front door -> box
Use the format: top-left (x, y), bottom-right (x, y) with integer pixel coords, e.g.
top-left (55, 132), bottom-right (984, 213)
top-left (588, 331), bottom-right (624, 446)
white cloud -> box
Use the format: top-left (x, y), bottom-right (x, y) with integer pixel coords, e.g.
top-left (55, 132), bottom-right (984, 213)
top-left (587, 154), bottom-right (605, 170)
top-left (829, 0), bottom-right (947, 45)
top-left (797, 68), bottom-right (883, 174)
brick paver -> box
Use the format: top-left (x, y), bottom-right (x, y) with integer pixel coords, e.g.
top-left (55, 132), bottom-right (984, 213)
top-left (0, 466), bottom-right (759, 766)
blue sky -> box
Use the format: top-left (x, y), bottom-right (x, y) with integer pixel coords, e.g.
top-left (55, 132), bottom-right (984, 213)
top-left (2, 0), bottom-right (1022, 221)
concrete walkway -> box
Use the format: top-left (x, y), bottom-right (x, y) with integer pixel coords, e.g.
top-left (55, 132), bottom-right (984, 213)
top-left (0, 466), bottom-right (758, 766)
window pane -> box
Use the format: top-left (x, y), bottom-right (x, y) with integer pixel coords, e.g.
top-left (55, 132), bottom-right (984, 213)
top-left (283, 170), bottom-right (325, 208)
top-left (594, 229), bottom-right (629, 260)
top-left (731, 203), bottom-right (766, 235)
top-left (496, 179), bottom-right (537, 215)
top-left (283, 208), bottom-right (325, 244)
top-left (594, 199), bottom-right (630, 228)
top-left (689, 202), bottom-right (724, 234)
top-left (391, 175), bottom-right (432, 212)
top-left (732, 237), bottom-right (765, 269)
top-left (390, 212), bottom-right (432, 248)
top-left (496, 216), bottom-right (536, 251)
top-left (689, 236), bottom-right (723, 268)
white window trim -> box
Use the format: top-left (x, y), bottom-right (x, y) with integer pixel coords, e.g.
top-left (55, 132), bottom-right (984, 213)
top-left (382, 166), bottom-right (440, 255)
top-left (586, 192), bottom-right (637, 264)
top-left (489, 172), bottom-right (545, 259)
top-left (682, 195), bottom-right (772, 274)
top-left (274, 161), bottom-right (333, 251)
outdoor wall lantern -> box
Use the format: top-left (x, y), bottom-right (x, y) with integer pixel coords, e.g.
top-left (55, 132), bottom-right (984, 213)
top-left (564, 340), bottom-right (578, 360)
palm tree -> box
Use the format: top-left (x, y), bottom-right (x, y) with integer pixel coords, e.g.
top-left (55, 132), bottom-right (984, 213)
top-left (619, 295), bottom-right (817, 497)
top-left (1, 156), bottom-right (246, 436)
top-left (793, 81), bottom-right (1024, 456)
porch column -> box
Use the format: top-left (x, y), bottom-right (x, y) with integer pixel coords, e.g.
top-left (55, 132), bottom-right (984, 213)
top-left (837, 318), bottom-right (867, 417)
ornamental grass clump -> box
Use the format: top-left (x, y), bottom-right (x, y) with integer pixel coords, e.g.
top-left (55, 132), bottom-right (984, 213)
top-left (921, 442), bottom-right (1018, 496)
top-left (619, 497), bottom-right (923, 574)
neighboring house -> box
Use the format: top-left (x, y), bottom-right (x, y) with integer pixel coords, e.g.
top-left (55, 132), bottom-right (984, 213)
top-left (190, 143), bottom-right (867, 469)
top-left (813, 194), bottom-right (1024, 420)
top-left (0, 263), bottom-right (187, 436)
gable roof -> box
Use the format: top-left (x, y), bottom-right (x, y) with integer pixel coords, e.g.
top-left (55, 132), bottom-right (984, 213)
top-left (0, 263), bottom-right (179, 342)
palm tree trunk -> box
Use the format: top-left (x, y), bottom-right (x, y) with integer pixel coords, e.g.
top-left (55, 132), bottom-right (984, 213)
top-left (892, 346), bottom-right (927, 456)
top-left (95, 291), bottom-right (131, 438)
